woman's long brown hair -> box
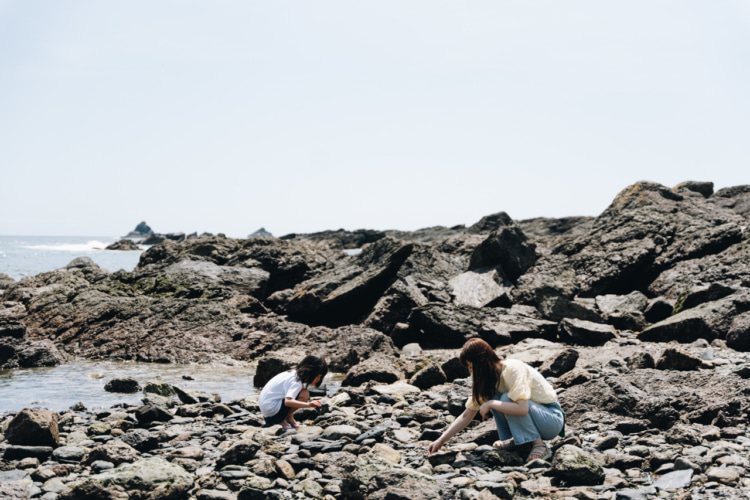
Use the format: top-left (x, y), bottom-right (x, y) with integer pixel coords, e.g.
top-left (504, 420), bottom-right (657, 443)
top-left (459, 338), bottom-right (502, 406)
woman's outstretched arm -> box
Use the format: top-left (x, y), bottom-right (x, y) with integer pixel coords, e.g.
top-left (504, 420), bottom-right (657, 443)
top-left (428, 408), bottom-right (478, 455)
top-left (479, 398), bottom-right (529, 419)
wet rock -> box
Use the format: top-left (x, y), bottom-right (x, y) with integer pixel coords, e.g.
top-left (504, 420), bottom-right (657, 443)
top-left (104, 378), bottom-right (141, 393)
top-left (5, 409), bottom-right (59, 448)
top-left (550, 444), bottom-right (605, 486)
top-left (143, 378), bottom-right (176, 397)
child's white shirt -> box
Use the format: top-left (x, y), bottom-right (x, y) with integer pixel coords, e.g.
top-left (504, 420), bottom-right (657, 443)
top-left (258, 370), bottom-right (303, 417)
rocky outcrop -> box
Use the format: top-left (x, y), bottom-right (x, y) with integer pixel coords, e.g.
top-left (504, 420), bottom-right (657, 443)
top-left (248, 227), bottom-right (274, 238)
top-left (124, 221), bottom-right (153, 238)
top-left (105, 239), bottom-right (142, 251)
top-left (2, 179), bottom-right (750, 390)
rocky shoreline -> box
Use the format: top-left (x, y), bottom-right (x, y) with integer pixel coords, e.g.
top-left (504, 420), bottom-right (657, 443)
top-left (1, 338), bottom-right (749, 499)
top-left (2, 179), bottom-right (750, 498)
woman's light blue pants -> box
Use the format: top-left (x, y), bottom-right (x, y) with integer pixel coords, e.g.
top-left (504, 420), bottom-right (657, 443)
top-left (490, 392), bottom-right (564, 445)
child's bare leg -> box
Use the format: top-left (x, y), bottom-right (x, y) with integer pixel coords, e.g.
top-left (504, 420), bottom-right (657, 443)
top-left (285, 389), bottom-right (309, 426)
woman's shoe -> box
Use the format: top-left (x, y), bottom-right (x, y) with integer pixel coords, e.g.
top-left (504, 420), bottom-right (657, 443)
top-left (280, 422), bottom-right (293, 430)
top-left (492, 438), bottom-right (515, 450)
top-left (526, 442), bottom-right (552, 462)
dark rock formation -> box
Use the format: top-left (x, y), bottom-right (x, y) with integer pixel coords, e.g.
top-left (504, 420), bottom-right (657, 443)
top-left (104, 378), bottom-right (141, 393)
top-left (5, 409), bottom-right (60, 447)
top-left (248, 227), bottom-right (274, 238)
top-left (124, 221), bottom-right (153, 238)
top-left (105, 239), bottom-right (142, 251)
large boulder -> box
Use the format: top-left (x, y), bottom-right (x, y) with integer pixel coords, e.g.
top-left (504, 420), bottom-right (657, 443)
top-left (252, 348), bottom-right (305, 387)
top-left (342, 355), bottom-right (402, 387)
top-left (342, 454), bottom-right (441, 500)
top-left (468, 221), bottom-right (537, 281)
top-left (63, 457), bottom-right (193, 500)
top-left (655, 348), bottom-right (706, 371)
top-left (639, 291), bottom-right (747, 343)
top-left (403, 304), bottom-right (557, 348)
top-left (550, 445), bottom-right (605, 486)
top-left (5, 409), bottom-right (60, 447)
top-left (448, 268), bottom-right (512, 308)
top-left (283, 237), bottom-right (414, 326)
top-left (0, 338), bottom-right (68, 369)
top-left (517, 182), bottom-right (746, 312)
top-left (104, 378), bottom-right (141, 393)
top-left (409, 362), bottom-right (448, 390)
top-left (558, 318), bottom-right (617, 346)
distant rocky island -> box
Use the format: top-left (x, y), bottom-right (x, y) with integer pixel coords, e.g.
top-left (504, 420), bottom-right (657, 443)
top-left (1, 180), bottom-right (749, 499)
top-left (108, 222), bottom-right (274, 250)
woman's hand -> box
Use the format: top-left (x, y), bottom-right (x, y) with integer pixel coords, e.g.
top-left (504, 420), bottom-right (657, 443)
top-left (308, 400), bottom-right (322, 408)
top-left (427, 439), bottom-right (443, 455)
top-left (479, 401), bottom-right (493, 420)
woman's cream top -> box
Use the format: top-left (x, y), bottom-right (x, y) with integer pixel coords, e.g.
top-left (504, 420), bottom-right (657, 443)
top-left (465, 358), bottom-right (557, 410)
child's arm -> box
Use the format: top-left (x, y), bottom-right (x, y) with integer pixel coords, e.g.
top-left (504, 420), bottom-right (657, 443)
top-left (284, 397), bottom-right (322, 409)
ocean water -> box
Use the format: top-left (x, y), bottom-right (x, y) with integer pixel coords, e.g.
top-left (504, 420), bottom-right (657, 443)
top-left (0, 235), bottom-right (144, 281)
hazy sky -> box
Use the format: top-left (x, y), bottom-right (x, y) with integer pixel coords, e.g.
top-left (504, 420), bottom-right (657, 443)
top-left (1, 1), bottom-right (749, 238)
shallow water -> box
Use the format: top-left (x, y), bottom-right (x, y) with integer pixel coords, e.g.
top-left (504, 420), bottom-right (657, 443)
top-left (0, 360), bottom-right (342, 414)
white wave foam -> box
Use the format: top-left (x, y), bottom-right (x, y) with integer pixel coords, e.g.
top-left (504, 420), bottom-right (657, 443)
top-left (22, 240), bottom-right (110, 252)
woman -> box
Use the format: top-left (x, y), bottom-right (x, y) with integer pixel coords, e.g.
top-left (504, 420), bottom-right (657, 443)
top-left (427, 338), bottom-right (564, 462)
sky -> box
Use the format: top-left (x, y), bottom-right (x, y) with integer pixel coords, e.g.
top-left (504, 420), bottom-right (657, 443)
top-left (1, 1), bottom-right (749, 238)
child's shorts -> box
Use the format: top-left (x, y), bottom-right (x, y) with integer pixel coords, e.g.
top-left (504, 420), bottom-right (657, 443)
top-left (263, 392), bottom-right (300, 427)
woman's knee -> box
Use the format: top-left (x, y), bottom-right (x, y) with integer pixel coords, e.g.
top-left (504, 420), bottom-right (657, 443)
top-left (298, 389), bottom-right (310, 402)
top-left (497, 392), bottom-right (513, 403)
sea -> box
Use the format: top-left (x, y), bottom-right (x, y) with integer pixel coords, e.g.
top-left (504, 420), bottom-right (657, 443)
top-left (0, 236), bottom-right (340, 413)
top-left (0, 235), bottom-right (144, 281)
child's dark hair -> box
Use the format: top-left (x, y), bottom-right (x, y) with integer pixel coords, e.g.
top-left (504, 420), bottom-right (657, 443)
top-left (295, 355), bottom-right (328, 386)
